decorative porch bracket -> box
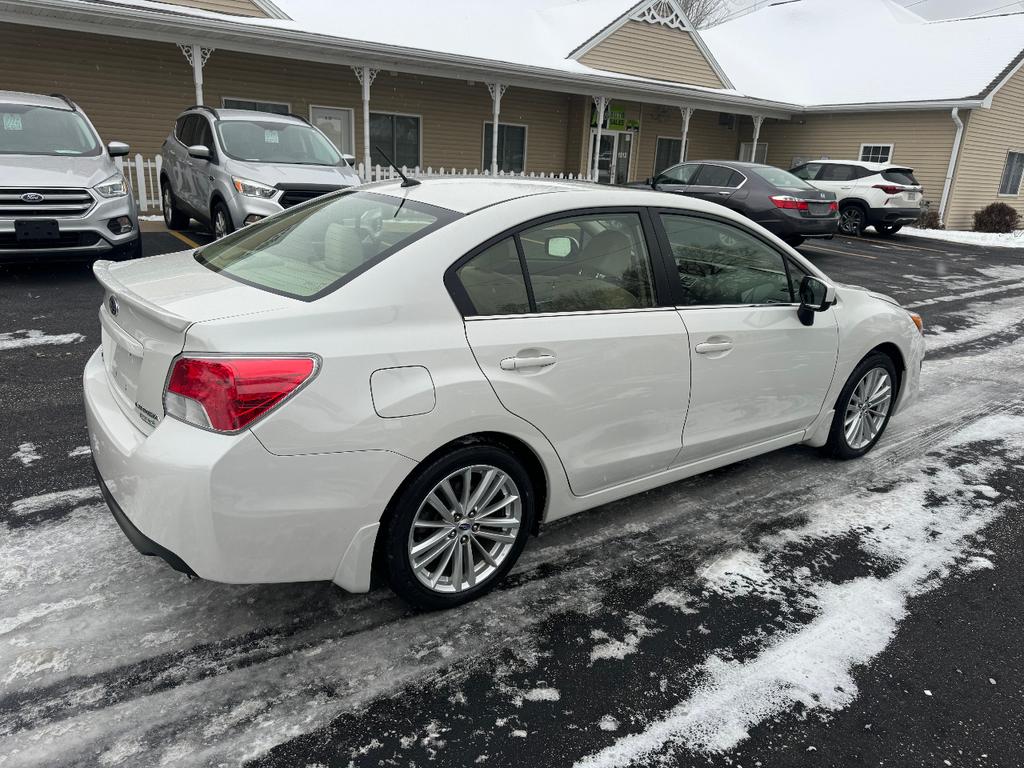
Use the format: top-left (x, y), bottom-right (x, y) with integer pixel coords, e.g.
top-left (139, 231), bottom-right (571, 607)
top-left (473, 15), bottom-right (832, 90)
top-left (750, 115), bottom-right (765, 162)
top-left (178, 43), bottom-right (214, 106)
top-left (353, 65), bottom-right (380, 181)
top-left (679, 106), bottom-right (694, 164)
top-left (591, 95), bottom-right (611, 182)
top-left (486, 83), bottom-right (508, 176)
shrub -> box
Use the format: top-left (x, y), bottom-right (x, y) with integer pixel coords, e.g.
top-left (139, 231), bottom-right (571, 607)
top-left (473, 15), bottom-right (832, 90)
top-left (973, 202), bottom-right (1021, 233)
top-left (916, 207), bottom-right (942, 230)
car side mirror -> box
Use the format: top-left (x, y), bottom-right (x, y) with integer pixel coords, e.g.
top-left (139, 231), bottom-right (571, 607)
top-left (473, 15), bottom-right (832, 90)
top-left (798, 275), bottom-right (836, 326)
top-left (645, 177), bottom-right (655, 188)
top-left (107, 141), bottom-right (130, 158)
top-left (341, 153), bottom-right (356, 166)
top-left (546, 236), bottom-right (578, 258)
top-left (188, 144), bottom-right (211, 160)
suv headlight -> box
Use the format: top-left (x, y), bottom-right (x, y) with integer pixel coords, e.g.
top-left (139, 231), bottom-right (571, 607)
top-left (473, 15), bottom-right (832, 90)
top-left (232, 177), bottom-right (277, 199)
top-left (94, 173), bottom-right (129, 199)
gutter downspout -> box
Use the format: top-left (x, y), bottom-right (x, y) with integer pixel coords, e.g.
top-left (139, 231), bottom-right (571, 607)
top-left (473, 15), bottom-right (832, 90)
top-left (938, 107), bottom-right (965, 227)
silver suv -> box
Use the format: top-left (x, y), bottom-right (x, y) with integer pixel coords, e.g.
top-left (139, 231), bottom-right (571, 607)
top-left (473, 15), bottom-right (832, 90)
top-left (160, 107), bottom-right (361, 238)
top-left (0, 91), bottom-right (140, 262)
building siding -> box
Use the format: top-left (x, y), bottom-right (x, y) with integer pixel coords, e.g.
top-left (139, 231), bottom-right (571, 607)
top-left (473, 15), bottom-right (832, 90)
top-left (579, 21), bottom-right (724, 90)
top-left (163, 0), bottom-right (268, 17)
top-left (635, 106), bottom-right (739, 178)
top-left (751, 111), bottom-right (959, 213)
top-left (946, 65), bottom-right (1024, 230)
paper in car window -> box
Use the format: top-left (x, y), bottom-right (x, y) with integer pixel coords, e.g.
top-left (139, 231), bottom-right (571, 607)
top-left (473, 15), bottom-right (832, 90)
top-left (2, 114), bottom-right (23, 131)
top-left (264, 129), bottom-right (280, 144)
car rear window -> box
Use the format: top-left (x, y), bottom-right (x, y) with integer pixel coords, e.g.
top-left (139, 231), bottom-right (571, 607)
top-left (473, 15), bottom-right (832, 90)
top-left (196, 191), bottom-right (459, 300)
top-left (881, 168), bottom-right (919, 185)
top-left (750, 166), bottom-right (814, 190)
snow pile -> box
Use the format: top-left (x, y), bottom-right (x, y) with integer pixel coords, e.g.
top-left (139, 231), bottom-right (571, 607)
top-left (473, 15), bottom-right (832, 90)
top-left (0, 329), bottom-right (85, 351)
top-left (576, 413), bottom-right (1024, 766)
top-left (903, 228), bottom-right (1024, 249)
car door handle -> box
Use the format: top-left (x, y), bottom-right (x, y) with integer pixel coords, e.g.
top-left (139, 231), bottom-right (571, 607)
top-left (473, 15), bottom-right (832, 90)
top-left (500, 354), bottom-right (556, 371)
top-left (695, 341), bottom-right (734, 354)
top-left (714, 190), bottom-right (731, 196)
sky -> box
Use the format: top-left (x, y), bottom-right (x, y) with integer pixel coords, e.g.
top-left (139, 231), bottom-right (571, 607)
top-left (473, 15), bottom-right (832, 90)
top-left (720, 0), bottom-right (1024, 22)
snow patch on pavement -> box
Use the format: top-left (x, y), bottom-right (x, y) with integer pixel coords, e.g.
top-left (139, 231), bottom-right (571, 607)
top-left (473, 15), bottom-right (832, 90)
top-left (590, 614), bottom-right (656, 663)
top-left (521, 687), bottom-right (561, 703)
top-left (9, 443), bottom-right (41, 466)
top-left (0, 329), bottom-right (85, 351)
top-left (924, 295), bottom-right (1024, 351)
top-left (649, 588), bottom-right (699, 613)
top-left (8, 486), bottom-right (101, 517)
top-left (576, 413), bottom-right (1024, 766)
top-left (903, 228), bottom-right (1024, 249)
top-left (68, 446), bottom-right (92, 458)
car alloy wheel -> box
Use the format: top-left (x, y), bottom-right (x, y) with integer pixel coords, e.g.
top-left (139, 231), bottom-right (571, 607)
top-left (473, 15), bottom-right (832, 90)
top-left (839, 206), bottom-right (865, 235)
top-left (214, 209), bottom-right (230, 239)
top-left (843, 367), bottom-right (893, 450)
top-left (407, 464), bottom-right (522, 594)
top-left (163, 187), bottom-right (174, 227)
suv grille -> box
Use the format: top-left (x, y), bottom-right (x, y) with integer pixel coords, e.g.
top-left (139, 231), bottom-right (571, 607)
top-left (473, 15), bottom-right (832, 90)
top-left (0, 188), bottom-right (95, 218)
top-left (277, 186), bottom-right (342, 209)
top-left (0, 231), bottom-right (102, 250)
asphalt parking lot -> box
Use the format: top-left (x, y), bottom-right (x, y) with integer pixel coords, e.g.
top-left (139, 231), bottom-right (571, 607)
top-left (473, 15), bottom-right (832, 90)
top-left (2, 228), bottom-right (1023, 767)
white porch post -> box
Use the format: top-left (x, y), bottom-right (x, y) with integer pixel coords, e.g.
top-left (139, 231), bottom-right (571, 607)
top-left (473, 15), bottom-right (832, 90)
top-left (749, 115), bottom-right (765, 161)
top-left (591, 95), bottom-right (609, 182)
top-left (178, 43), bottom-right (213, 105)
top-left (353, 66), bottom-right (379, 181)
top-left (486, 83), bottom-right (507, 176)
top-left (679, 106), bottom-right (694, 163)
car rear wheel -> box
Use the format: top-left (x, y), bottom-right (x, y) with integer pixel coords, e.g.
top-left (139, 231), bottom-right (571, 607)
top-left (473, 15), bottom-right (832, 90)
top-left (838, 204), bottom-right (866, 236)
top-left (875, 224), bottom-right (903, 236)
top-left (212, 201), bottom-right (234, 239)
top-left (823, 352), bottom-right (898, 460)
top-left (161, 182), bottom-right (190, 230)
top-left (384, 444), bottom-right (535, 610)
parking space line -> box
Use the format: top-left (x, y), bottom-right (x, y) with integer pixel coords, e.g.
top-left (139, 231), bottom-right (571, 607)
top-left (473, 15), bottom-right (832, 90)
top-left (802, 243), bottom-right (878, 260)
top-left (167, 230), bottom-right (201, 249)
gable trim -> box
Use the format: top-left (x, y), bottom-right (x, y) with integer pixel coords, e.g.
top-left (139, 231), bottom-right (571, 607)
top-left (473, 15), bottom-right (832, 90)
top-left (249, 0), bottom-right (289, 20)
top-left (980, 48), bottom-right (1024, 107)
top-left (570, 0), bottom-right (734, 90)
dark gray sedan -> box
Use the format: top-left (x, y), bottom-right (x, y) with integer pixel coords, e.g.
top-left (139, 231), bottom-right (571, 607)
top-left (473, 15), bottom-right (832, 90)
top-left (634, 160), bottom-right (839, 247)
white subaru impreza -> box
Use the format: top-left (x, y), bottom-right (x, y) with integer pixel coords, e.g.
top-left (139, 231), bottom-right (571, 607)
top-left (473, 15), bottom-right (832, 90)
top-left (84, 178), bottom-right (925, 609)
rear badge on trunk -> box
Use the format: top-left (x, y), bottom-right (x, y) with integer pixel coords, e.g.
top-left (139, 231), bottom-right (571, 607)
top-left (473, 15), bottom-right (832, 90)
top-left (108, 296), bottom-right (119, 317)
top-left (135, 402), bottom-right (158, 427)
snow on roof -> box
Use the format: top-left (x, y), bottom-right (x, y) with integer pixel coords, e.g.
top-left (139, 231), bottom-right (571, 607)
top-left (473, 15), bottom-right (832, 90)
top-left (700, 0), bottom-right (1024, 106)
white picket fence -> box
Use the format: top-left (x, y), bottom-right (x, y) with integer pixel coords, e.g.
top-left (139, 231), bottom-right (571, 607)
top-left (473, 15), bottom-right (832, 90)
top-left (116, 154), bottom-right (593, 214)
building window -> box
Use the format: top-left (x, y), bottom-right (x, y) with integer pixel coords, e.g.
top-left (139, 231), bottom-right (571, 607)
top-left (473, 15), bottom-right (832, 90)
top-left (222, 98), bottom-right (290, 115)
top-left (483, 123), bottom-right (527, 173)
top-left (739, 142), bottom-right (767, 163)
top-left (654, 137), bottom-right (687, 175)
top-left (998, 151), bottom-right (1024, 196)
top-left (370, 113), bottom-right (421, 169)
top-left (310, 106), bottom-right (355, 155)
top-left (859, 144), bottom-right (893, 163)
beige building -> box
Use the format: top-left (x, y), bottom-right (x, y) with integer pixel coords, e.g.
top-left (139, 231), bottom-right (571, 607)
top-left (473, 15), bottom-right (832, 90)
top-left (0, 0), bottom-right (1021, 230)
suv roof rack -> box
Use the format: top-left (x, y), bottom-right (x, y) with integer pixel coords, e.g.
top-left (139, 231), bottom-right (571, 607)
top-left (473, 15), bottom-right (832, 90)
top-left (49, 93), bottom-right (77, 112)
top-left (187, 104), bottom-right (221, 119)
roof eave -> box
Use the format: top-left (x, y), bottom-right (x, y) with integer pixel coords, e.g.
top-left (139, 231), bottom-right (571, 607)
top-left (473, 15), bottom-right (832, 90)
top-left (801, 99), bottom-right (986, 113)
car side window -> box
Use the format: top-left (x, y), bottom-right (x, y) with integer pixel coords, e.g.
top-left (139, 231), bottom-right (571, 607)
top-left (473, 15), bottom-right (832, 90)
top-left (174, 116), bottom-right (191, 144)
top-left (518, 213), bottom-right (657, 313)
top-left (456, 238), bottom-right (531, 316)
top-left (791, 163), bottom-right (821, 180)
top-left (194, 118), bottom-right (214, 150)
top-left (659, 214), bottom-right (794, 306)
top-left (658, 163), bottom-right (700, 185)
top-left (693, 165), bottom-right (743, 188)
top-left (819, 164), bottom-right (857, 182)
top-left (177, 115), bottom-right (199, 146)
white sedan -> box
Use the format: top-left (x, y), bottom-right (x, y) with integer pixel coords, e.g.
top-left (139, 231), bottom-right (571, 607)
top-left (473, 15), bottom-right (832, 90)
top-left (84, 178), bottom-right (925, 609)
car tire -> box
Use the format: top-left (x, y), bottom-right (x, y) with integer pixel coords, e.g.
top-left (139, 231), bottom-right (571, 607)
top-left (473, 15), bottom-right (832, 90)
top-left (822, 352), bottom-right (899, 460)
top-left (875, 224), bottom-right (902, 237)
top-left (211, 201), bottom-right (234, 239)
top-left (838, 203), bottom-right (866, 236)
top-left (161, 181), bottom-right (190, 230)
top-left (383, 444), bottom-right (536, 610)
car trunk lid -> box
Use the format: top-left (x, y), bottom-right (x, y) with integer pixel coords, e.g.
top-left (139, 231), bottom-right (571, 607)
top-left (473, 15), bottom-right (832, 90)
top-left (93, 252), bottom-right (297, 434)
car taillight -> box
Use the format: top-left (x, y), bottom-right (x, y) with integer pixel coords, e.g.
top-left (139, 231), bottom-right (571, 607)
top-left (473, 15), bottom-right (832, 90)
top-left (829, 201), bottom-right (839, 212)
top-left (770, 195), bottom-right (809, 210)
top-left (164, 356), bottom-right (317, 432)
top-left (873, 184), bottom-right (905, 194)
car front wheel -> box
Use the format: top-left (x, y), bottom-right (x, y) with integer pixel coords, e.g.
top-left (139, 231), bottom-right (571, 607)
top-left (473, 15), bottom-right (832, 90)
top-left (384, 444), bottom-right (535, 610)
top-left (161, 183), bottom-right (190, 230)
top-left (212, 201), bottom-right (234, 239)
top-left (823, 352), bottom-right (898, 460)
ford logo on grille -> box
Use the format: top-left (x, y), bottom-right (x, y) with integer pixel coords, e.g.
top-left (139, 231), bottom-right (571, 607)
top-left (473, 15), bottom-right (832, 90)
top-left (108, 296), bottom-right (119, 316)
top-left (20, 192), bottom-right (44, 203)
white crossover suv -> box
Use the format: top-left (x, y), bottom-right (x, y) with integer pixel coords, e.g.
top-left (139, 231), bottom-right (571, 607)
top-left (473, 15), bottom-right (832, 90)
top-left (790, 160), bottom-right (924, 236)
top-left (84, 179), bottom-right (925, 609)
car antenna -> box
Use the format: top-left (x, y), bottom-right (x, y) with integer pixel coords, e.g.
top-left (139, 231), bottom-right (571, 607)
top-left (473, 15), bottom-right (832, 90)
top-left (373, 146), bottom-right (420, 187)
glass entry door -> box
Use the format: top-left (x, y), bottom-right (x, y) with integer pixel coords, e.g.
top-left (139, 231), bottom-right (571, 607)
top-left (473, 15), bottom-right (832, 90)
top-left (589, 131), bottom-right (633, 184)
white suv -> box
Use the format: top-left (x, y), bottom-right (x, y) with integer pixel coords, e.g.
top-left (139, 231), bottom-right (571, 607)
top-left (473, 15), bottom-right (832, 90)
top-left (790, 160), bottom-right (923, 237)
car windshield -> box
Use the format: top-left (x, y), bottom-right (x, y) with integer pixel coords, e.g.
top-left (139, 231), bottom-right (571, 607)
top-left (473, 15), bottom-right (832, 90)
top-left (196, 191), bottom-right (457, 300)
top-left (751, 166), bottom-right (814, 190)
top-left (0, 105), bottom-right (101, 156)
top-left (216, 120), bottom-right (343, 165)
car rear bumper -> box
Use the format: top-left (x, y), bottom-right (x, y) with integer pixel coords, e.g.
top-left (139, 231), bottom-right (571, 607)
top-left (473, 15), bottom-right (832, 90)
top-left (756, 211), bottom-right (839, 238)
top-left (867, 207), bottom-right (921, 226)
top-left (83, 346), bottom-right (416, 591)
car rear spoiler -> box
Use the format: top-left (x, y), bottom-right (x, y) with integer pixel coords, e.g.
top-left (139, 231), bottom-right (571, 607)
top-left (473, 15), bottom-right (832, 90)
top-left (92, 260), bottom-right (192, 333)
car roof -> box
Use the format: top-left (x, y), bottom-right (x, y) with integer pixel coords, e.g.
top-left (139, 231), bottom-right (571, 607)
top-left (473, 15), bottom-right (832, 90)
top-left (0, 90), bottom-right (75, 110)
top-left (361, 177), bottom-right (640, 215)
top-left (804, 159), bottom-right (912, 172)
top-left (194, 108), bottom-right (309, 125)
